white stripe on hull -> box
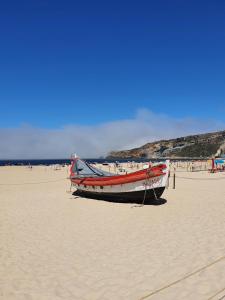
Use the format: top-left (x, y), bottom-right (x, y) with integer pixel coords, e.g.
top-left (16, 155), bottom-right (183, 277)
top-left (72, 172), bottom-right (169, 194)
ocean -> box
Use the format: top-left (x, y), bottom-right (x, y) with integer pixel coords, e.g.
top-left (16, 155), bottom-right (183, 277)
top-left (0, 158), bottom-right (152, 166)
top-left (0, 157), bottom-right (201, 166)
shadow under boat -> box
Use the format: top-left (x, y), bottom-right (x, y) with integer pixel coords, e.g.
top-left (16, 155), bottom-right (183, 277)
top-left (72, 188), bottom-right (167, 205)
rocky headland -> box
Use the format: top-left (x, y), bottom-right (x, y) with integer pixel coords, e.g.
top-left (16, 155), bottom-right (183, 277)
top-left (108, 130), bottom-right (225, 159)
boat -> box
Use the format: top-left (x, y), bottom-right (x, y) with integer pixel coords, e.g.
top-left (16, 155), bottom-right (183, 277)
top-left (70, 157), bottom-right (170, 203)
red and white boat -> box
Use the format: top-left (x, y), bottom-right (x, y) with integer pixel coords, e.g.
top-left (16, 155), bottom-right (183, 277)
top-left (70, 157), bottom-right (169, 203)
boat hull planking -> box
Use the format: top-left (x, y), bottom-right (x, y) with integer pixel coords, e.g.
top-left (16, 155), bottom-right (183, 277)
top-left (74, 186), bottom-right (165, 203)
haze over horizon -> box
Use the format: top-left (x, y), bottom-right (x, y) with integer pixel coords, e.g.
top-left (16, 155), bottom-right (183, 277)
top-left (0, 0), bottom-right (224, 158)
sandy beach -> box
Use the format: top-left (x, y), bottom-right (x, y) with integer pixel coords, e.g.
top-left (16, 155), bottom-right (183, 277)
top-left (1, 165), bottom-right (225, 300)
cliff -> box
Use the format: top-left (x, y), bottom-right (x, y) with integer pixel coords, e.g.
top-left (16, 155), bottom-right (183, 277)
top-left (107, 130), bottom-right (225, 159)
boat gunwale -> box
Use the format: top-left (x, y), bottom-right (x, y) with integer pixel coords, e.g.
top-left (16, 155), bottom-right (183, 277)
top-left (70, 164), bottom-right (167, 186)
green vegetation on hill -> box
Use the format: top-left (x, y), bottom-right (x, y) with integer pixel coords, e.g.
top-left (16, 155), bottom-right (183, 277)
top-left (171, 143), bottom-right (221, 157)
top-left (107, 130), bottom-right (225, 159)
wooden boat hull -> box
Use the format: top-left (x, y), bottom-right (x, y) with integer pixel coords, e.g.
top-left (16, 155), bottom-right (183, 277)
top-left (70, 158), bottom-right (169, 203)
top-left (74, 186), bottom-right (165, 203)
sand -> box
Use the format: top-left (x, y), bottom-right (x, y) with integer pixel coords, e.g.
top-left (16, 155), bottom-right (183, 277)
top-left (1, 165), bottom-right (225, 300)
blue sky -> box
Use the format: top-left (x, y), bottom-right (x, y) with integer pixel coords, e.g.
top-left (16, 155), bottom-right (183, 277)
top-left (0, 0), bottom-right (224, 128)
top-left (0, 0), bottom-right (224, 158)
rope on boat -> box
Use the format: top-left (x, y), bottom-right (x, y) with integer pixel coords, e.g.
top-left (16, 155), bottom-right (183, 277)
top-left (140, 171), bottom-right (158, 206)
top-left (152, 188), bottom-right (158, 200)
top-left (138, 253), bottom-right (225, 300)
top-left (0, 178), bottom-right (67, 186)
top-left (141, 172), bottom-right (149, 206)
top-left (141, 187), bottom-right (147, 206)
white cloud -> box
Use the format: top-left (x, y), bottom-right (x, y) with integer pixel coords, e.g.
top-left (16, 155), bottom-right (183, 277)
top-left (0, 109), bottom-right (224, 159)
